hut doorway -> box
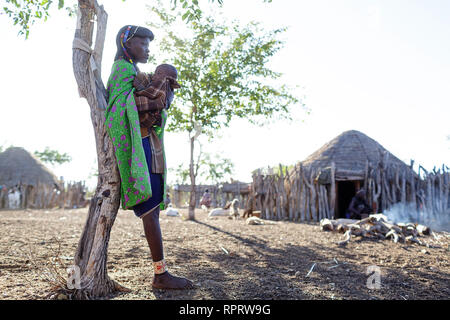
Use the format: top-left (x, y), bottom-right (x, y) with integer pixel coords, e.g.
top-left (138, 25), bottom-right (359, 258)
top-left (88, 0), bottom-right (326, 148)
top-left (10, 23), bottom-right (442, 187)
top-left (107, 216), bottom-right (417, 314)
top-left (336, 181), bottom-right (361, 218)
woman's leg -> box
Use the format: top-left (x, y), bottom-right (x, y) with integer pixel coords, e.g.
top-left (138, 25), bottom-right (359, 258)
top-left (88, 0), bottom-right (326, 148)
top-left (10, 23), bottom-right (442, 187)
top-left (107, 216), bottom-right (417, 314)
top-left (142, 207), bottom-right (164, 261)
top-left (141, 207), bottom-right (193, 289)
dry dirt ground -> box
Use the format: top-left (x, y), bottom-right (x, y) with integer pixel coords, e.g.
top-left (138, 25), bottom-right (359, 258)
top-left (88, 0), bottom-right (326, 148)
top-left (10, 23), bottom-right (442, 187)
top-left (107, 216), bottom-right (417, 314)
top-left (0, 207), bottom-right (449, 300)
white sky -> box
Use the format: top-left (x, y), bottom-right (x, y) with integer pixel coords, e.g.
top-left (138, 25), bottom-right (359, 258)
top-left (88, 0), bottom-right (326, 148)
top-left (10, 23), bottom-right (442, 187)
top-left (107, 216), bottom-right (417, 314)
top-left (0, 0), bottom-right (449, 189)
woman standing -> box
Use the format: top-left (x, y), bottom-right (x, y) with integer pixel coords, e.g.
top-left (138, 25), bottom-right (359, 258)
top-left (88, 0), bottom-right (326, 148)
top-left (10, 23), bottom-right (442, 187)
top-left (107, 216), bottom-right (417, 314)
top-left (105, 25), bottom-right (193, 290)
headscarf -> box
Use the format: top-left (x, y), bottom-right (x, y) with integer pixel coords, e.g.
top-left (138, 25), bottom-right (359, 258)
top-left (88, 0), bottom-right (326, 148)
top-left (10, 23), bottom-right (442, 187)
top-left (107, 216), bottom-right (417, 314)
top-left (120, 26), bottom-right (138, 66)
top-left (114, 25), bottom-right (154, 67)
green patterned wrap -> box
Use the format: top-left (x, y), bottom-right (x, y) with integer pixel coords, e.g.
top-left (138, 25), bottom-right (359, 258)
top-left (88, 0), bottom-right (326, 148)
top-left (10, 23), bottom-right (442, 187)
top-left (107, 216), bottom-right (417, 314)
top-left (105, 59), bottom-right (167, 210)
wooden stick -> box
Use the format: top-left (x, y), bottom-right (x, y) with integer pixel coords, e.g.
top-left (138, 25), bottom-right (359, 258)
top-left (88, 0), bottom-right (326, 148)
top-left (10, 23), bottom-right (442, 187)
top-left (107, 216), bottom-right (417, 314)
top-left (306, 263), bottom-right (316, 277)
top-left (330, 162), bottom-right (336, 219)
top-left (338, 230), bottom-right (352, 246)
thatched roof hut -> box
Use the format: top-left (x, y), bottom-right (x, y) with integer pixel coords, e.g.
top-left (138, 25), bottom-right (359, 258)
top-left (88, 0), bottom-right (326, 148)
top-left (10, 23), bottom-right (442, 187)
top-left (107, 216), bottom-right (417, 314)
top-left (251, 130), bottom-right (427, 222)
top-left (297, 130), bottom-right (417, 218)
top-left (0, 147), bottom-right (61, 188)
top-left (301, 130), bottom-right (412, 181)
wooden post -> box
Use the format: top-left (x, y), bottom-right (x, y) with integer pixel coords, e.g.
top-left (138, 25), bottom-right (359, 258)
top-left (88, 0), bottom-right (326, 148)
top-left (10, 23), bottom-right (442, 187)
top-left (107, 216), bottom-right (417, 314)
top-left (268, 176), bottom-right (275, 220)
top-left (400, 169), bottom-right (406, 205)
top-left (299, 164), bottom-right (305, 221)
top-left (290, 165), bottom-right (298, 221)
top-left (409, 171), bottom-right (416, 209)
top-left (374, 169), bottom-right (381, 213)
top-left (237, 183), bottom-right (241, 208)
top-left (442, 169), bottom-right (449, 214)
top-left (364, 160), bottom-right (369, 193)
top-left (426, 174), bottom-right (433, 214)
top-left (305, 181), bottom-right (310, 220)
top-left (304, 170), bottom-right (316, 221)
top-left (380, 151), bottom-right (389, 212)
top-left (330, 162), bottom-right (336, 219)
top-left (317, 184), bottom-right (323, 221)
top-left (278, 164), bottom-right (288, 220)
top-left (264, 176), bottom-right (271, 219)
top-left (323, 185), bottom-right (330, 218)
top-left (295, 165), bottom-right (301, 221)
top-left (274, 175), bottom-right (281, 220)
top-left (383, 171), bottom-right (393, 209)
top-left (437, 173), bottom-right (443, 214)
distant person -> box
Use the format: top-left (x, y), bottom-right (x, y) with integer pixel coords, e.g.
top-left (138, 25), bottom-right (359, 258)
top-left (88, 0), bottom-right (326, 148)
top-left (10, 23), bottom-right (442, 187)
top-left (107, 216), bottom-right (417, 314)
top-left (346, 189), bottom-right (372, 219)
top-left (200, 189), bottom-right (212, 209)
top-left (165, 193), bottom-right (171, 206)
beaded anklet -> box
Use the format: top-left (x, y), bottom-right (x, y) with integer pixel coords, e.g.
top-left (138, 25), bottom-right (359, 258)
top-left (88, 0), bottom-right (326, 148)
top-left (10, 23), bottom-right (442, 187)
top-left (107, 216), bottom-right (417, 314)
top-left (153, 259), bottom-right (168, 275)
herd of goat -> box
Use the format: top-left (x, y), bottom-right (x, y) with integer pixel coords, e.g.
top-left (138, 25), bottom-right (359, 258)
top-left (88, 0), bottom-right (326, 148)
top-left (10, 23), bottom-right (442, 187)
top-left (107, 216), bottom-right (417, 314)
top-left (164, 198), bottom-right (271, 225)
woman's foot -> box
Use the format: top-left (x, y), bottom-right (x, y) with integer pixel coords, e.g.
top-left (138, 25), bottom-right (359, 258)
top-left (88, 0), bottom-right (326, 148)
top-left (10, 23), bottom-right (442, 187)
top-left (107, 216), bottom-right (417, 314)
top-left (152, 271), bottom-right (194, 290)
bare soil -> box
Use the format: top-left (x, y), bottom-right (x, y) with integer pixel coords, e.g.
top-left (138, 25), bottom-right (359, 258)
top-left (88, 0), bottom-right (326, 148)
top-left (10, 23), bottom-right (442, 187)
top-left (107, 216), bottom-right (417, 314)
top-left (0, 208), bottom-right (449, 300)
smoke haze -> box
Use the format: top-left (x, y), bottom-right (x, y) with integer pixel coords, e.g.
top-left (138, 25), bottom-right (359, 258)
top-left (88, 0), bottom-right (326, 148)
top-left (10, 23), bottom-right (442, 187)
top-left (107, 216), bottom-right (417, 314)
top-left (384, 202), bottom-right (450, 232)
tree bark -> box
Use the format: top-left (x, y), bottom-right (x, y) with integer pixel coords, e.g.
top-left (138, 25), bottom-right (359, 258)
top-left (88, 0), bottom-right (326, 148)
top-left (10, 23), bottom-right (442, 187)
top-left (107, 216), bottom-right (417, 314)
top-left (70, 0), bottom-right (125, 299)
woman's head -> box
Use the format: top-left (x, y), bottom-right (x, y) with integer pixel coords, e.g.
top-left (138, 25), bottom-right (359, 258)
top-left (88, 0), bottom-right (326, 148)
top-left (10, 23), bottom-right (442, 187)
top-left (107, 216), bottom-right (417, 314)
top-left (115, 25), bottom-right (154, 64)
top-left (356, 189), bottom-right (366, 199)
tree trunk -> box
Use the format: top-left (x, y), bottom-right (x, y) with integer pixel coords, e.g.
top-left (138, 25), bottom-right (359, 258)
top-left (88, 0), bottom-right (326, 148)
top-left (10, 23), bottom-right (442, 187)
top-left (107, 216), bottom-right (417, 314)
top-left (188, 136), bottom-right (196, 220)
top-left (70, 0), bottom-right (124, 299)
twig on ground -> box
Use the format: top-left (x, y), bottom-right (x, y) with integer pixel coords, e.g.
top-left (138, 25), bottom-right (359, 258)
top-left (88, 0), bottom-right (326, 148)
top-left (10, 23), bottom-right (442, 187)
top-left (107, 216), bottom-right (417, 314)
top-left (220, 246), bottom-right (229, 255)
top-left (306, 263), bottom-right (316, 277)
top-left (18, 237), bottom-right (75, 299)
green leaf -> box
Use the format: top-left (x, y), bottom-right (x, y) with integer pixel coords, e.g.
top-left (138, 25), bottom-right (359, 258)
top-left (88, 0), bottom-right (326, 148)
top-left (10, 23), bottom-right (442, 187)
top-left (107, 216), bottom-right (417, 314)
top-left (34, 147), bottom-right (72, 166)
top-left (181, 11), bottom-right (190, 21)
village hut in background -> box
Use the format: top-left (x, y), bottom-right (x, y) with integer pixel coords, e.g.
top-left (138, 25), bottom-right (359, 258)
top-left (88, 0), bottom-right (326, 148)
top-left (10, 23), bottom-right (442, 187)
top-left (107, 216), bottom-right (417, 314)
top-left (251, 130), bottom-right (449, 224)
top-left (299, 130), bottom-right (418, 217)
top-left (0, 147), bottom-right (88, 209)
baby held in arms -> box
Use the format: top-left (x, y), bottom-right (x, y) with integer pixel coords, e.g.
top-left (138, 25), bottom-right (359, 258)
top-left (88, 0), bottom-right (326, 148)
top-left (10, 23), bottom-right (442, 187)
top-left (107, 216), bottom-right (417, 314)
top-left (133, 64), bottom-right (181, 136)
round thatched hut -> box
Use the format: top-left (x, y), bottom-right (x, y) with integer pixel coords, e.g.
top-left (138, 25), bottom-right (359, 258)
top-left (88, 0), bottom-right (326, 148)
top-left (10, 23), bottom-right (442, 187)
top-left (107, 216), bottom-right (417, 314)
top-left (0, 147), bottom-right (61, 208)
top-left (301, 130), bottom-right (408, 176)
top-left (299, 130), bottom-right (418, 218)
top-left (0, 147), bottom-right (61, 188)
top-left (251, 130), bottom-right (424, 222)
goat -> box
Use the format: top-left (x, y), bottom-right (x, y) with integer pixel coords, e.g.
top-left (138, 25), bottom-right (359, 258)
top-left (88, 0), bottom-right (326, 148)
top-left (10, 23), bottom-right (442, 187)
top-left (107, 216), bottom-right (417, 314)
top-left (246, 216), bottom-right (278, 225)
top-left (229, 198), bottom-right (240, 220)
top-left (208, 198), bottom-right (240, 219)
top-left (164, 204), bottom-right (180, 217)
